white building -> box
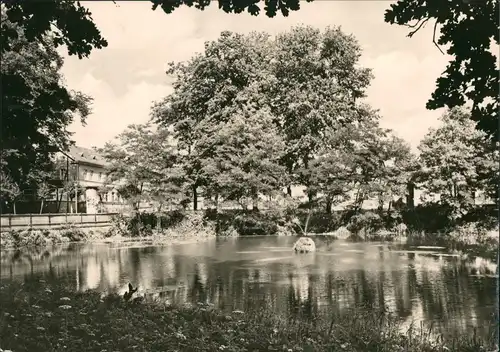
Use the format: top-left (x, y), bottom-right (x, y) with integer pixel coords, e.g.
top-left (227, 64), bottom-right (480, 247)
top-left (59, 146), bottom-right (127, 214)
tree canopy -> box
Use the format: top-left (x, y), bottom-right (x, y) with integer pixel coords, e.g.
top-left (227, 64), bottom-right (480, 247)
top-left (385, 0), bottom-right (499, 140)
top-left (416, 107), bottom-right (499, 215)
top-left (1, 12), bottom-right (92, 194)
top-left (2, 0), bottom-right (496, 141)
top-left (150, 26), bottom-right (412, 212)
top-left (99, 123), bottom-right (185, 212)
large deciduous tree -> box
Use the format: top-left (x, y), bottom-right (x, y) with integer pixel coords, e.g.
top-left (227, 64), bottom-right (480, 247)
top-left (385, 0), bottom-right (499, 140)
top-left (152, 26), bottom-right (376, 207)
top-left (196, 108), bottom-right (287, 209)
top-left (269, 26), bottom-right (374, 195)
top-left (417, 107), bottom-right (499, 217)
top-left (151, 31), bottom-right (276, 209)
top-left (1, 13), bottom-right (92, 192)
top-left (304, 121), bottom-right (415, 214)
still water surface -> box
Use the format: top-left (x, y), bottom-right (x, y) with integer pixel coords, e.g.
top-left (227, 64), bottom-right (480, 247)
top-left (1, 236), bottom-right (498, 340)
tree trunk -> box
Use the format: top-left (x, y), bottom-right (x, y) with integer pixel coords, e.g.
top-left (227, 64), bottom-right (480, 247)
top-left (377, 192), bottom-right (384, 212)
top-left (406, 182), bottom-right (415, 209)
top-left (56, 188), bottom-right (61, 211)
top-left (215, 194), bottom-right (220, 234)
top-left (156, 203), bottom-right (163, 233)
top-left (193, 186), bottom-right (198, 211)
top-left (308, 192), bottom-right (314, 205)
top-left (353, 188), bottom-right (362, 213)
top-left (325, 197), bottom-right (332, 214)
top-left (304, 208), bottom-right (312, 236)
top-left (40, 199), bottom-right (44, 214)
top-left (251, 187), bottom-right (259, 211)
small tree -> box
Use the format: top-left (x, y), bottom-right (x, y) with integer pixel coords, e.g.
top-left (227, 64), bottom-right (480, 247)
top-left (101, 123), bottom-right (186, 230)
top-left (1, 170), bottom-right (22, 214)
top-left (36, 182), bottom-right (53, 214)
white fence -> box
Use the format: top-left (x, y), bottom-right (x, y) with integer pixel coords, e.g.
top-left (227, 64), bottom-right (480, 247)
top-left (0, 213), bottom-right (118, 231)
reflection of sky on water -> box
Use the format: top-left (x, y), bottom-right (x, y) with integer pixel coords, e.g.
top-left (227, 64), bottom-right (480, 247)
top-left (1, 236), bottom-right (497, 340)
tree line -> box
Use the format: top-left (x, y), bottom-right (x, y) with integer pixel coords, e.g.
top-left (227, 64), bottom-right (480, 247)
top-left (99, 27), bottom-right (498, 229)
top-left (1, 1), bottom-right (497, 223)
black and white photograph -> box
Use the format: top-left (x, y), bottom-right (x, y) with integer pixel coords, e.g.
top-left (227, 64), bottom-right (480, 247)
top-left (1, 1), bottom-right (498, 351)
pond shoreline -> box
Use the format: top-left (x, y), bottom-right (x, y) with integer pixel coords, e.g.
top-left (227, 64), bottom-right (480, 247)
top-left (0, 279), bottom-right (495, 352)
top-left (0, 228), bottom-right (217, 252)
top-left (1, 226), bottom-right (497, 264)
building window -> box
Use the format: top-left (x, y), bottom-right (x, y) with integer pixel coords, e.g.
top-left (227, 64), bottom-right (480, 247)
top-left (89, 170), bottom-right (94, 180)
top-left (83, 169), bottom-right (87, 179)
top-left (104, 193), bottom-right (108, 202)
top-left (111, 192), bottom-right (115, 202)
top-left (98, 172), bottom-right (102, 181)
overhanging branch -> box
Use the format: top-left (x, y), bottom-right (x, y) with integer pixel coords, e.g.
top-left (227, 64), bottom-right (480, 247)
top-left (432, 20), bottom-right (445, 55)
top-left (407, 17), bottom-right (430, 37)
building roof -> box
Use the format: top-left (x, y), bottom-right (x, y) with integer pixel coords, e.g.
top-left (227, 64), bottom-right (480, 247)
top-left (65, 145), bottom-right (109, 167)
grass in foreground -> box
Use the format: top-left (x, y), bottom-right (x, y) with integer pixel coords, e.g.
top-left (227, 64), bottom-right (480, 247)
top-left (0, 279), bottom-right (497, 352)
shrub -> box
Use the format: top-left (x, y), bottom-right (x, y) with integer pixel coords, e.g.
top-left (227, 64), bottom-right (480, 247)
top-left (161, 211), bottom-right (216, 238)
top-left (0, 227), bottom-right (88, 250)
top-left (347, 211), bottom-right (384, 236)
top-left (107, 210), bottom-right (188, 237)
top-left (295, 210), bottom-right (342, 234)
top-left (232, 212), bottom-right (278, 236)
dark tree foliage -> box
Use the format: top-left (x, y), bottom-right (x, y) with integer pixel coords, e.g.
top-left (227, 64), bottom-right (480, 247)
top-left (385, 0), bottom-right (499, 140)
top-left (1, 0), bottom-right (309, 61)
top-left (1, 13), bottom-right (92, 190)
top-left (1, 0), bottom-right (107, 58)
top-left (150, 0), bottom-right (313, 17)
top-left (2, 0), bottom-right (496, 141)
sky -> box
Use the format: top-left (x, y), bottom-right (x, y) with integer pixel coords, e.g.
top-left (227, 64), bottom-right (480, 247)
top-left (62, 1), bottom-right (453, 151)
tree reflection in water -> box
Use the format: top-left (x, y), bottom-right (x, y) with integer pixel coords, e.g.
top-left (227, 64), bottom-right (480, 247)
top-left (1, 236), bottom-right (497, 341)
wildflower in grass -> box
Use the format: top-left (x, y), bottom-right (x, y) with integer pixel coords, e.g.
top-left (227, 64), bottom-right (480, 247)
top-left (60, 297), bottom-right (71, 302)
top-left (59, 305), bottom-right (72, 310)
top-left (175, 332), bottom-right (186, 340)
top-left (44, 288), bottom-right (52, 293)
top-left (36, 326), bottom-right (45, 331)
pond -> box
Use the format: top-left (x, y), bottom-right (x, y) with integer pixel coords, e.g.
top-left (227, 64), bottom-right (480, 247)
top-left (1, 236), bottom-right (498, 341)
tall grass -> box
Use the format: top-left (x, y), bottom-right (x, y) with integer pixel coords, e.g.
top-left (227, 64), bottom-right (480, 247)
top-left (0, 278), bottom-right (496, 352)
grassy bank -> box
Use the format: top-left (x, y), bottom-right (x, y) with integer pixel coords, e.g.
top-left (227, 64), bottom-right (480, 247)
top-left (0, 226), bottom-right (103, 250)
top-left (0, 212), bottom-right (216, 251)
top-left (0, 279), bottom-right (497, 352)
